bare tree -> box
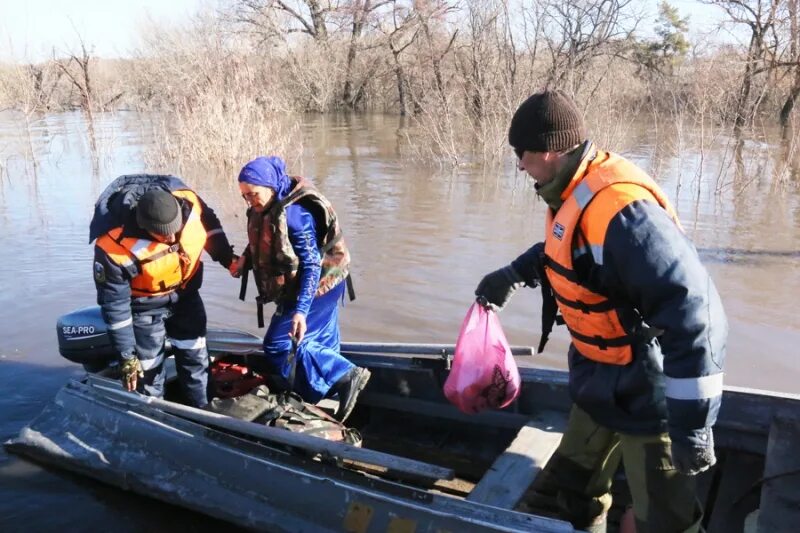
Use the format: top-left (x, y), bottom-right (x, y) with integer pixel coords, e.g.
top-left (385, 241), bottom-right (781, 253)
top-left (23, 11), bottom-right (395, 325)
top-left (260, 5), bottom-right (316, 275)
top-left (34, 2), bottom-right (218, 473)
top-left (379, 1), bottom-right (419, 115)
top-left (53, 35), bottom-right (100, 167)
top-left (701, 1), bottom-right (783, 130)
top-left (453, 0), bottom-right (508, 120)
top-left (498, 0), bottom-right (518, 93)
top-left (340, 0), bottom-right (395, 107)
top-left (229, 0), bottom-right (334, 41)
top-left (539, 0), bottom-right (641, 92)
top-left (130, 11), bottom-right (305, 170)
top-left (416, 0), bottom-right (458, 107)
top-left (517, 0), bottom-right (546, 84)
top-left (0, 63), bottom-right (45, 171)
top-left (779, 0), bottom-right (800, 130)
top-left (26, 64), bottom-right (64, 111)
top-left (53, 39), bottom-right (96, 121)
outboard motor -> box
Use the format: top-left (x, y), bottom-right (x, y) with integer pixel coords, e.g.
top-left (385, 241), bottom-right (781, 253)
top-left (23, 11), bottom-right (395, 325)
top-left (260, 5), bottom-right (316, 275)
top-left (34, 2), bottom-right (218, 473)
top-left (57, 306), bottom-right (116, 372)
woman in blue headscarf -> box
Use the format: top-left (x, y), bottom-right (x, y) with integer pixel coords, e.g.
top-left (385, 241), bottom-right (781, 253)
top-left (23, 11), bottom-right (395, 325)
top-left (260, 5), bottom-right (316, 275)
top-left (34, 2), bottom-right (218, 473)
top-left (234, 156), bottom-right (370, 422)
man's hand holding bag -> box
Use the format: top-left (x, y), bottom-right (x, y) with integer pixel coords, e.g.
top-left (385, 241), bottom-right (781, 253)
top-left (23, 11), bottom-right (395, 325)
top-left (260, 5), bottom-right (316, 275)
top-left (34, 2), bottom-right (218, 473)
top-left (443, 303), bottom-right (521, 414)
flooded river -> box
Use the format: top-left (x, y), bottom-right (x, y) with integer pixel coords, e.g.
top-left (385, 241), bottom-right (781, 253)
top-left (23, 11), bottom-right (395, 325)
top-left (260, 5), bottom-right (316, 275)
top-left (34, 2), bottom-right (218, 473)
top-left (0, 110), bottom-right (798, 530)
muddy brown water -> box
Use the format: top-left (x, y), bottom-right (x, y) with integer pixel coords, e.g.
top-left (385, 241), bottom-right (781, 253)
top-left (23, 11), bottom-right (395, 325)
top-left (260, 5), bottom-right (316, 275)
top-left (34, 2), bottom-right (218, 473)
top-left (0, 111), bottom-right (797, 530)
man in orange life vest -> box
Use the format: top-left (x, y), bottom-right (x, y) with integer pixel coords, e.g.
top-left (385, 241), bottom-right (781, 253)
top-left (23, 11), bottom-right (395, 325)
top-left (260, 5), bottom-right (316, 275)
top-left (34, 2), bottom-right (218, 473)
top-left (475, 91), bottom-right (727, 532)
top-left (90, 175), bottom-right (237, 408)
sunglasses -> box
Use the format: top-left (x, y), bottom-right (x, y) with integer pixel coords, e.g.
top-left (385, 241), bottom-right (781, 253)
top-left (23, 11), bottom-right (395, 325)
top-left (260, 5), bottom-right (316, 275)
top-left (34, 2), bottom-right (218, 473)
top-left (513, 147), bottom-right (525, 160)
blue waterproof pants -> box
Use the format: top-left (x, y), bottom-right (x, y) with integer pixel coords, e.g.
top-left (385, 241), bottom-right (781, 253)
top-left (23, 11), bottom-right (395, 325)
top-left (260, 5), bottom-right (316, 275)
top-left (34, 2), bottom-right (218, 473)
top-left (132, 290), bottom-right (210, 407)
top-left (263, 281), bottom-right (354, 403)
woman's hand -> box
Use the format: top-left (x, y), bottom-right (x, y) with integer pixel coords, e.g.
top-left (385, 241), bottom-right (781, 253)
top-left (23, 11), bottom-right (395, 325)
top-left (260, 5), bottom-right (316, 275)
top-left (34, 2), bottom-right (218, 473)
top-left (289, 312), bottom-right (307, 344)
top-left (229, 254), bottom-right (247, 278)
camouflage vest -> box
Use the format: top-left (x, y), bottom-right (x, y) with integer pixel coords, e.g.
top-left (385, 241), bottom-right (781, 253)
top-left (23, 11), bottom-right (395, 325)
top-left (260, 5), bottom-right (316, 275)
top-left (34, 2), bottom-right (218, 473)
top-left (247, 178), bottom-right (351, 304)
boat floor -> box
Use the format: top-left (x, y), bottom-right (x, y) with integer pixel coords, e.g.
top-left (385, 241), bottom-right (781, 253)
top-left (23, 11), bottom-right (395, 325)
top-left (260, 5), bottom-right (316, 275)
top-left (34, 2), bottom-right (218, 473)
top-left (318, 399), bottom-right (763, 533)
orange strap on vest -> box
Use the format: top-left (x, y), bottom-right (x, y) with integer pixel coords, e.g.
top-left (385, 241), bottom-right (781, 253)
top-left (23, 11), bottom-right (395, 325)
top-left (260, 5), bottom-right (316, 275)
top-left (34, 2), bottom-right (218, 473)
top-left (543, 151), bottom-right (680, 365)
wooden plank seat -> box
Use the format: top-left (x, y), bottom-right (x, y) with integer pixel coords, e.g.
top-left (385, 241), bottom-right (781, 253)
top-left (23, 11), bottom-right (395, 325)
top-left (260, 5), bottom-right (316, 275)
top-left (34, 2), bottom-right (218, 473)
top-left (467, 410), bottom-right (565, 509)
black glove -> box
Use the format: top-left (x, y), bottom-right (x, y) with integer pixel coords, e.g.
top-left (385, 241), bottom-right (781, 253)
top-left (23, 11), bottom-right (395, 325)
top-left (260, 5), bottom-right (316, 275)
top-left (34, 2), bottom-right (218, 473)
top-left (670, 427), bottom-right (716, 476)
top-left (475, 265), bottom-right (524, 311)
top-left (510, 242), bottom-right (546, 287)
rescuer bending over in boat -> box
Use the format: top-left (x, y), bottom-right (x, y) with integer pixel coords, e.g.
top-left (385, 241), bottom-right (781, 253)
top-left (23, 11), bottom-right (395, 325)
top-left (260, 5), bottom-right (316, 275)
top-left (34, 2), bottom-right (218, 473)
top-left (475, 90), bottom-right (727, 533)
top-left (90, 174), bottom-right (238, 408)
top-left (231, 156), bottom-right (370, 423)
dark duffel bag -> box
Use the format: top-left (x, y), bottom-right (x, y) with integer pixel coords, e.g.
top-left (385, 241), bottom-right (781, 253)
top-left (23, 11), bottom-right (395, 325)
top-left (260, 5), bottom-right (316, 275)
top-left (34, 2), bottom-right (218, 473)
top-left (205, 385), bottom-right (362, 447)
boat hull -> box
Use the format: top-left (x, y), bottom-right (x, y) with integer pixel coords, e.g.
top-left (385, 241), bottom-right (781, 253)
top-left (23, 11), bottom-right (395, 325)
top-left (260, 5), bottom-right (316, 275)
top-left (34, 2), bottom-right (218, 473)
top-left (8, 331), bottom-right (800, 532)
top-left (6, 378), bottom-right (572, 532)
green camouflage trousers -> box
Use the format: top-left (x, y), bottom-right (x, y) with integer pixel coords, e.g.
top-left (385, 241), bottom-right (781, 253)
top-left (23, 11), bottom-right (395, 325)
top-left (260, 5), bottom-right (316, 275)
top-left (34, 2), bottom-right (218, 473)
top-left (538, 405), bottom-right (703, 533)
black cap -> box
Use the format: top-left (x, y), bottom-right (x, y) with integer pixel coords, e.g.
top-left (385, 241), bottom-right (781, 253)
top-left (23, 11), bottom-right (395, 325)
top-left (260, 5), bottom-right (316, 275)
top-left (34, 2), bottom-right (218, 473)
top-left (508, 90), bottom-right (586, 153)
top-left (136, 189), bottom-right (182, 236)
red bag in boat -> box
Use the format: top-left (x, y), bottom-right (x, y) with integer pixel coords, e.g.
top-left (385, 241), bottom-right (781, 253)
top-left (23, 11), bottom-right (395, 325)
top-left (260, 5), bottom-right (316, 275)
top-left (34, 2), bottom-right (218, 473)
top-left (211, 361), bottom-right (266, 398)
top-left (444, 302), bottom-right (521, 414)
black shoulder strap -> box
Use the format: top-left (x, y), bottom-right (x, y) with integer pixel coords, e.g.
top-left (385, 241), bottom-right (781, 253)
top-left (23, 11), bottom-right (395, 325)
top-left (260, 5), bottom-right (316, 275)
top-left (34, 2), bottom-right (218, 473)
top-left (238, 252), bottom-right (252, 302)
top-left (238, 268), bottom-right (249, 301)
top-left (537, 268), bottom-right (564, 354)
top-left (286, 337), bottom-right (298, 390)
top-left (345, 274), bottom-right (356, 302)
top-left (256, 298), bottom-right (265, 328)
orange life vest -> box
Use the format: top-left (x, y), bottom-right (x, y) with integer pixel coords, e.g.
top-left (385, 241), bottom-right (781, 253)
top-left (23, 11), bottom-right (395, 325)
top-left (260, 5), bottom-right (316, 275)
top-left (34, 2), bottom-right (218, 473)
top-left (96, 190), bottom-right (207, 297)
top-left (544, 150), bottom-right (681, 365)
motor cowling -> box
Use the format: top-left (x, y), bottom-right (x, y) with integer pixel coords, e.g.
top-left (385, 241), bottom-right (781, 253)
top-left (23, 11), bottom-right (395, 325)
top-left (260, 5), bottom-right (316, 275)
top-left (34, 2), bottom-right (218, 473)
top-left (57, 306), bottom-right (116, 371)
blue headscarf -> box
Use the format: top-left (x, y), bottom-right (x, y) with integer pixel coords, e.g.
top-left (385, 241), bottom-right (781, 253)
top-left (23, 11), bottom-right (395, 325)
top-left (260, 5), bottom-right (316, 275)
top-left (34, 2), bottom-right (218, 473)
top-left (238, 156), bottom-right (292, 200)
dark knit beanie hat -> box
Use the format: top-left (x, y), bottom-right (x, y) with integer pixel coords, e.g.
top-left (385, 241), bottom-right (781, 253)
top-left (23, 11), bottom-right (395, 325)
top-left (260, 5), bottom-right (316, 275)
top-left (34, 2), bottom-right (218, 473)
top-left (136, 189), bottom-right (183, 236)
top-left (508, 90), bottom-right (586, 153)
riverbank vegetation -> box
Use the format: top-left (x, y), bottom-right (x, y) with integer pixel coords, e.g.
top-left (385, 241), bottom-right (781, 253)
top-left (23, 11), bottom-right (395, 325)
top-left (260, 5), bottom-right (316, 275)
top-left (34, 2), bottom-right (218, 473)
top-left (2, 0), bottom-right (800, 182)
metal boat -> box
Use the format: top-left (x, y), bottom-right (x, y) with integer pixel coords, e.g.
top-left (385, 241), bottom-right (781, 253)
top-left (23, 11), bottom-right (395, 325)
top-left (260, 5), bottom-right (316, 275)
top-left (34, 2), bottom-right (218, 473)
top-left (6, 307), bottom-right (800, 532)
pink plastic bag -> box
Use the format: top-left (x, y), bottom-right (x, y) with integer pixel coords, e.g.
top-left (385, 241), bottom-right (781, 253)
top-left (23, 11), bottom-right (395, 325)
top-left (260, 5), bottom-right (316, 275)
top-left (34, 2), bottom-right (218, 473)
top-left (444, 302), bottom-right (522, 414)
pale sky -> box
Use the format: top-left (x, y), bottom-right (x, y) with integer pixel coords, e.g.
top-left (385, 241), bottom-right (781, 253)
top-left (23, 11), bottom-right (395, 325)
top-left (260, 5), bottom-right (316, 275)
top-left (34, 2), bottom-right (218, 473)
top-left (667, 1), bottom-right (730, 34)
top-left (0, 0), bottom-right (204, 62)
top-left (0, 0), bottom-right (727, 63)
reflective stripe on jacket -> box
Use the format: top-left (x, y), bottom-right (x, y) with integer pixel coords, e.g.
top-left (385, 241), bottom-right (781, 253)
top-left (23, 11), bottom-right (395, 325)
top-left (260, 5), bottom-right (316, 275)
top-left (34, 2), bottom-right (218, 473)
top-left (247, 178), bottom-right (350, 304)
top-left (544, 149), bottom-right (681, 365)
top-left (96, 190), bottom-right (207, 297)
